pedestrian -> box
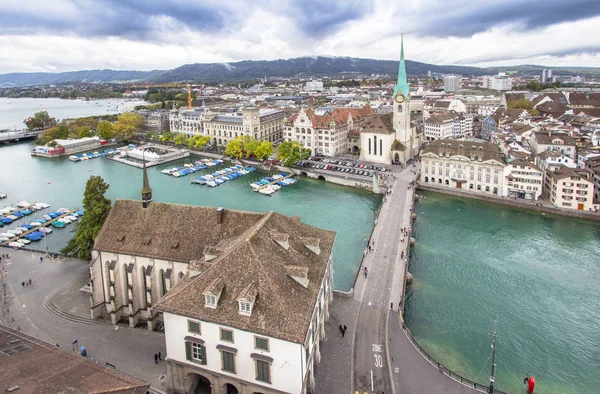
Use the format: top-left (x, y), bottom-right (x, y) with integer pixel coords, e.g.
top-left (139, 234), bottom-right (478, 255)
top-left (339, 324), bottom-right (343, 335)
top-left (40, 256), bottom-right (43, 263)
top-left (390, 302), bottom-right (393, 310)
top-left (154, 353), bottom-right (158, 364)
top-left (365, 268), bottom-right (369, 279)
top-left (341, 328), bottom-right (345, 338)
top-left (343, 325), bottom-right (347, 333)
top-left (28, 279), bottom-right (32, 286)
top-left (158, 351), bottom-right (162, 361)
top-left (21, 281), bottom-right (25, 288)
top-left (363, 249), bottom-right (367, 257)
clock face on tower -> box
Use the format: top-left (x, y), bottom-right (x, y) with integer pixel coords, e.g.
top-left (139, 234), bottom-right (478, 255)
top-left (394, 93), bottom-right (405, 104)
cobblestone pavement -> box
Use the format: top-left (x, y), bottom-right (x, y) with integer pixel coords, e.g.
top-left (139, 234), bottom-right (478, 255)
top-left (0, 250), bottom-right (168, 391)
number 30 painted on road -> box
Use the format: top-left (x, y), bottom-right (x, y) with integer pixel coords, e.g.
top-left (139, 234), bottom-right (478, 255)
top-left (374, 354), bottom-right (383, 367)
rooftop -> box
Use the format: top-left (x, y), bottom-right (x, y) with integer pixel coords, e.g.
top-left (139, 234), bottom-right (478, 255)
top-left (0, 325), bottom-right (149, 394)
top-left (152, 206), bottom-right (336, 344)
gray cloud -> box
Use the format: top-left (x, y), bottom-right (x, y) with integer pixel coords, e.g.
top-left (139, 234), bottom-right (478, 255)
top-left (414, 0), bottom-right (600, 37)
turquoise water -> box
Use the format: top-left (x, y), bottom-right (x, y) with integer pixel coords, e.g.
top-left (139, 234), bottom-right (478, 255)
top-left (0, 142), bottom-right (380, 291)
top-left (404, 191), bottom-right (600, 394)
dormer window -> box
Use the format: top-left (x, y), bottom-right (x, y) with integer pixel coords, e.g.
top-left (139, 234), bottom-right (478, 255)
top-left (239, 301), bottom-right (252, 314)
top-left (117, 235), bottom-right (125, 244)
top-left (205, 295), bottom-right (217, 307)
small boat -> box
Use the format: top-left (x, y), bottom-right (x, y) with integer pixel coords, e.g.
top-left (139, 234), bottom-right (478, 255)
top-left (0, 232), bottom-right (14, 238)
top-left (0, 193), bottom-right (7, 199)
top-left (40, 227), bottom-right (52, 233)
top-left (43, 215), bottom-right (52, 221)
top-left (16, 201), bottom-right (31, 208)
top-left (51, 221), bottom-right (66, 228)
top-left (30, 222), bottom-right (42, 226)
top-left (60, 218), bottom-right (72, 224)
top-left (69, 155), bottom-right (80, 162)
top-left (8, 242), bottom-right (23, 248)
top-left (0, 236), bottom-right (9, 242)
top-left (7, 229), bottom-right (23, 235)
top-left (19, 238), bottom-right (31, 244)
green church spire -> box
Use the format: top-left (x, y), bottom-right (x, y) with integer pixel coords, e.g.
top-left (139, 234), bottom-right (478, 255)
top-left (394, 33), bottom-right (409, 98)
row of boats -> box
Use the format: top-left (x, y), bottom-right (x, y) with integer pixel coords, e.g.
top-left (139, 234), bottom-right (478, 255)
top-left (250, 173), bottom-right (297, 195)
top-left (161, 159), bottom-right (224, 177)
top-left (192, 165), bottom-right (258, 187)
top-left (0, 202), bottom-right (51, 225)
top-left (69, 148), bottom-right (118, 162)
top-left (0, 208), bottom-right (84, 247)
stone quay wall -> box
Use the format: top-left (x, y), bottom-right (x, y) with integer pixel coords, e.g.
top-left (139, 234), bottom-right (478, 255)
top-left (417, 183), bottom-right (600, 222)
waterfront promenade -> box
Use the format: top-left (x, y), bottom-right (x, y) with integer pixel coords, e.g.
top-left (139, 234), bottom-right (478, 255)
top-left (314, 163), bottom-right (475, 394)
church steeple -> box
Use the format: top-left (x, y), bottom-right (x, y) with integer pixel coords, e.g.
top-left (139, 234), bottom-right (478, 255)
top-left (141, 150), bottom-right (153, 208)
top-left (394, 33), bottom-right (409, 98)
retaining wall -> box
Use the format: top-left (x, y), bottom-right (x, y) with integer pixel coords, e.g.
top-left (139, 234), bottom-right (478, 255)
top-left (418, 183), bottom-right (600, 222)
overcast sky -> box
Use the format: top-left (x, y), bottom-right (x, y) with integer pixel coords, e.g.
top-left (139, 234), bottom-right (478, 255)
top-left (1, 0), bottom-right (600, 73)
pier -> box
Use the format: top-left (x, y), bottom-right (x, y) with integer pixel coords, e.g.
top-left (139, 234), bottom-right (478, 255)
top-left (253, 173), bottom-right (294, 191)
top-left (0, 210), bottom-right (78, 248)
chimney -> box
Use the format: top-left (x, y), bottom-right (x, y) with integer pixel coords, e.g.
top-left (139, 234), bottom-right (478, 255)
top-left (216, 207), bottom-right (224, 224)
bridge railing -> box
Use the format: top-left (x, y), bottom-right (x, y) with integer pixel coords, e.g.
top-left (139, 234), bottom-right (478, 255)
top-left (402, 325), bottom-right (509, 394)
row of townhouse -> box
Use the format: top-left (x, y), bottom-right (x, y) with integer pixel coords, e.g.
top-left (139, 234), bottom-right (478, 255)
top-left (284, 105), bottom-right (374, 156)
top-left (420, 139), bottom-right (598, 208)
top-left (423, 111), bottom-right (473, 141)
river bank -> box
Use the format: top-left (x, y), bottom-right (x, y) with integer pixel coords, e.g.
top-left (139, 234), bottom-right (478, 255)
top-left (417, 182), bottom-right (600, 222)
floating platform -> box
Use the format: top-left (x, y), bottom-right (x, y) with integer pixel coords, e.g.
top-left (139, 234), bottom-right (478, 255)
top-left (108, 144), bottom-right (190, 168)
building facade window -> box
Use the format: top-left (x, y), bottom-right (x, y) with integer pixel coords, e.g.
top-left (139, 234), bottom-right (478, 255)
top-left (205, 294), bottom-right (216, 307)
top-left (221, 351), bottom-right (236, 373)
top-left (240, 301), bottom-right (251, 314)
top-left (185, 341), bottom-right (206, 365)
top-left (256, 360), bottom-right (271, 383)
top-left (220, 328), bottom-right (234, 343)
top-left (188, 320), bottom-right (201, 334)
top-left (255, 336), bottom-right (269, 352)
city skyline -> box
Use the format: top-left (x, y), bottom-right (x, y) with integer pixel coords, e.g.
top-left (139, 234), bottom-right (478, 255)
top-left (1, 0), bottom-right (600, 73)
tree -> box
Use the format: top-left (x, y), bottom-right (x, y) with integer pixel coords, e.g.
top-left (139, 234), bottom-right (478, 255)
top-left (225, 136), bottom-right (245, 158)
top-left (243, 135), bottom-right (260, 157)
top-left (161, 131), bottom-right (175, 142)
top-left (24, 111), bottom-right (56, 131)
top-left (276, 141), bottom-right (311, 167)
top-left (97, 120), bottom-right (114, 140)
top-left (254, 140), bottom-right (274, 161)
top-left (61, 176), bottom-right (111, 261)
top-left (113, 113), bottom-right (144, 141)
top-left (187, 135), bottom-right (210, 149)
top-left (508, 98), bottom-right (540, 116)
top-left (173, 133), bottom-right (189, 146)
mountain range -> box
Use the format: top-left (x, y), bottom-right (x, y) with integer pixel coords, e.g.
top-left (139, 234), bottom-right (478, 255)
top-left (0, 57), bottom-right (598, 87)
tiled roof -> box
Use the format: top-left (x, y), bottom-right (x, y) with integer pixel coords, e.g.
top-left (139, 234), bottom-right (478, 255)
top-left (0, 325), bottom-right (149, 393)
top-left (94, 200), bottom-right (267, 263)
top-left (505, 93), bottom-right (525, 102)
top-left (568, 93), bottom-right (600, 107)
top-left (287, 105), bottom-right (374, 129)
top-left (533, 131), bottom-right (576, 146)
top-left (425, 112), bottom-right (456, 125)
top-left (360, 113), bottom-right (395, 135)
top-left (151, 207), bottom-right (336, 344)
top-left (536, 101), bottom-right (569, 116)
top-left (422, 139), bottom-right (503, 163)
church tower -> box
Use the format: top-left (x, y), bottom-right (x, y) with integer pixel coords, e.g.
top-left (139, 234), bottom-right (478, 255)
top-left (393, 34), bottom-right (412, 147)
top-left (141, 150), bottom-right (153, 208)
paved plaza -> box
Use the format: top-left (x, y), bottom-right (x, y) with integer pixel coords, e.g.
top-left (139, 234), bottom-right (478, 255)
top-left (0, 250), bottom-right (168, 391)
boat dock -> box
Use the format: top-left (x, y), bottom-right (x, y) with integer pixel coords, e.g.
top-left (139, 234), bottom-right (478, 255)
top-left (251, 173), bottom-right (296, 195)
top-left (0, 202), bottom-right (50, 222)
top-left (0, 209), bottom-right (80, 248)
top-left (108, 144), bottom-right (190, 168)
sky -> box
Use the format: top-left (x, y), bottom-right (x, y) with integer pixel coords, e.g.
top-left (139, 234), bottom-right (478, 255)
top-left (1, 0), bottom-right (600, 73)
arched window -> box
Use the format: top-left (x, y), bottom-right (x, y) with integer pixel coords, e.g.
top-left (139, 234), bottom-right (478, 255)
top-left (425, 176), bottom-right (429, 182)
top-left (398, 104), bottom-right (403, 113)
top-left (485, 186), bottom-right (490, 192)
top-left (160, 270), bottom-right (167, 295)
top-left (445, 179), bottom-right (449, 185)
top-left (141, 267), bottom-right (148, 308)
top-left (374, 135), bottom-right (378, 155)
top-left (368, 138), bottom-right (371, 155)
top-left (379, 139), bottom-right (383, 156)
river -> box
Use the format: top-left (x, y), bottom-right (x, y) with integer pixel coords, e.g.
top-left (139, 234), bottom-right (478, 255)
top-left (405, 190), bottom-right (600, 394)
top-left (0, 97), bottom-right (145, 130)
top-left (0, 142), bottom-right (381, 291)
